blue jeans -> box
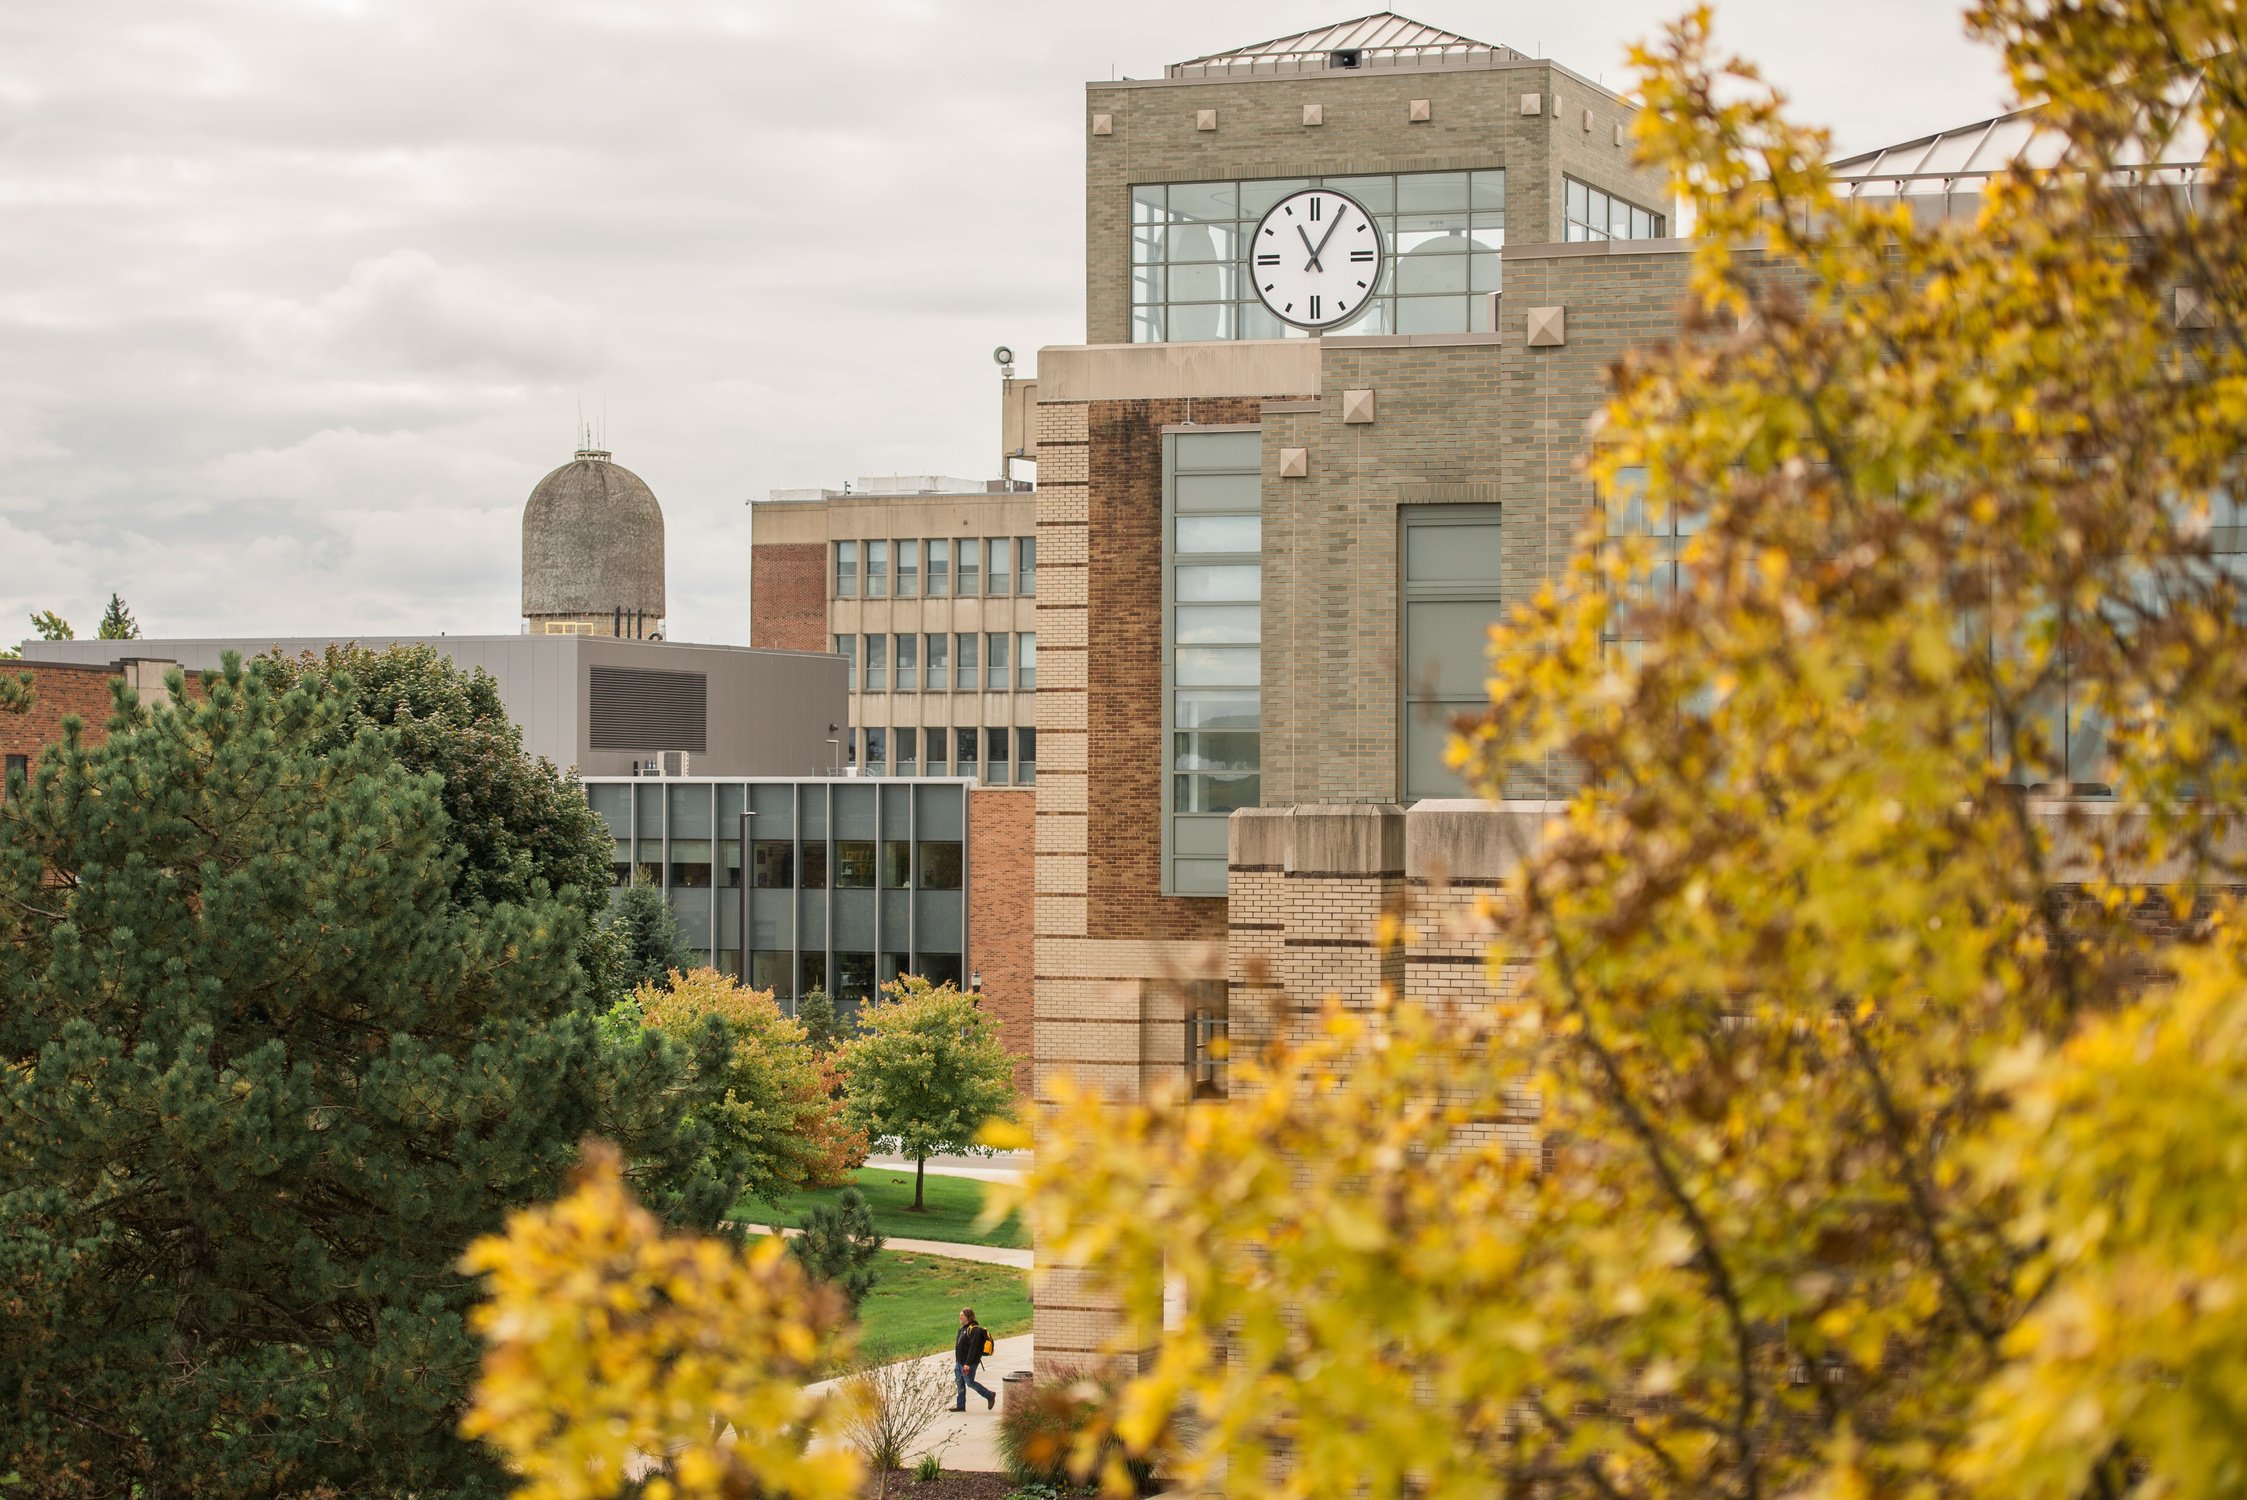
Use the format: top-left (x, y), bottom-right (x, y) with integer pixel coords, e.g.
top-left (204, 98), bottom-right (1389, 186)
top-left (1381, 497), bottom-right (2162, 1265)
top-left (956, 1362), bottom-right (994, 1408)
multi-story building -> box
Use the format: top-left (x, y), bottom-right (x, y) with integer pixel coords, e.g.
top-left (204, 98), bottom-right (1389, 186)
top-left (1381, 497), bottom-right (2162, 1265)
top-left (749, 476), bottom-right (1040, 784)
top-left (584, 773), bottom-right (1035, 1082)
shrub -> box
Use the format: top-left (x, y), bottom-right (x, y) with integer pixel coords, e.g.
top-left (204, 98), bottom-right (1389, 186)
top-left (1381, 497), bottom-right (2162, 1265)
top-left (996, 1374), bottom-right (1160, 1494)
top-left (841, 1357), bottom-right (952, 1494)
top-left (913, 1452), bottom-right (945, 1482)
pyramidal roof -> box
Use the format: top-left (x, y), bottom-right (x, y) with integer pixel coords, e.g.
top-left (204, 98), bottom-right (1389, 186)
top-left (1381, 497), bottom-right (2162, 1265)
top-left (1167, 12), bottom-right (1527, 79)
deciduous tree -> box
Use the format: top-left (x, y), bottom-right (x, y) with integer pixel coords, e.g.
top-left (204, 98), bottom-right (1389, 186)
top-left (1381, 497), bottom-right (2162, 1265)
top-left (836, 977), bottom-right (1016, 1212)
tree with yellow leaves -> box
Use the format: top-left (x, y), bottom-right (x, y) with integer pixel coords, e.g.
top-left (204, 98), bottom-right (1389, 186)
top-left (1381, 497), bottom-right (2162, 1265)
top-left (457, 4), bottom-right (2247, 1497)
top-left (460, 1141), bottom-right (863, 1500)
top-left (1008, 4), bottom-right (2247, 1498)
top-left (630, 967), bottom-right (865, 1211)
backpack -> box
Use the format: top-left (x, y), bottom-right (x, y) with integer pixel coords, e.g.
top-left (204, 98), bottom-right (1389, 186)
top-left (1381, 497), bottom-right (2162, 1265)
top-left (981, 1332), bottom-right (995, 1356)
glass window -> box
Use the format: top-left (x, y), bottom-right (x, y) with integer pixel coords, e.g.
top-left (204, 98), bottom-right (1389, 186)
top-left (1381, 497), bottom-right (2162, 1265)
top-left (834, 840), bottom-right (875, 889)
top-left (1166, 428), bottom-right (1262, 895)
top-left (1564, 176), bottom-right (1665, 241)
top-left (800, 951), bottom-right (827, 998)
top-left (895, 726), bottom-right (918, 775)
top-left (1188, 995), bottom-right (1229, 1100)
top-left (865, 726), bottom-right (887, 772)
top-left (920, 841), bottom-right (963, 890)
top-left (895, 538), bottom-right (919, 597)
top-left (720, 837), bottom-right (742, 889)
top-left (882, 839), bottom-right (912, 888)
top-left (836, 634), bottom-right (856, 691)
top-left (1017, 632), bottom-right (1036, 690)
top-left (1401, 504), bottom-right (1502, 801)
top-left (958, 537), bottom-right (981, 594)
top-left (834, 540), bottom-right (858, 598)
top-left (957, 633), bottom-right (980, 691)
top-left (801, 840), bottom-right (829, 890)
top-left (927, 633), bottom-right (950, 691)
top-left (836, 951), bottom-right (876, 1003)
top-left (1017, 726), bottom-right (1037, 786)
top-left (956, 727), bottom-right (980, 776)
top-left (986, 726), bottom-right (1010, 785)
top-left (750, 950), bottom-right (791, 999)
top-left (986, 632), bottom-right (1010, 684)
top-left (1018, 535), bottom-right (1036, 594)
top-left (753, 840), bottom-right (795, 888)
top-left (919, 951), bottom-right (963, 989)
top-left (865, 539), bottom-right (889, 598)
top-left (926, 538), bottom-right (950, 596)
top-left (987, 537), bottom-right (1012, 595)
top-left (669, 839), bottom-right (712, 888)
top-left (864, 633), bottom-right (887, 692)
top-left (1131, 169), bottom-right (1504, 343)
top-left (896, 632), bottom-right (918, 691)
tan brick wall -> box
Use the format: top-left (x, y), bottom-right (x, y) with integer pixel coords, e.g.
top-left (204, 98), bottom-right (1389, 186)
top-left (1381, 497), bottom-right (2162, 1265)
top-left (749, 541), bottom-right (829, 652)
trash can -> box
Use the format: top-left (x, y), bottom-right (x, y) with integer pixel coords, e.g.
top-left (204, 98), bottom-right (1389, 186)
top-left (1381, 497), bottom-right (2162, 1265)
top-left (1002, 1369), bottom-right (1034, 1411)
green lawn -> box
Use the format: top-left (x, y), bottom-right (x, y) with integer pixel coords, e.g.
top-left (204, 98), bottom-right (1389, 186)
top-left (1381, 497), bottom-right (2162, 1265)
top-left (853, 1250), bottom-right (1032, 1366)
top-left (743, 1165), bottom-right (1026, 1249)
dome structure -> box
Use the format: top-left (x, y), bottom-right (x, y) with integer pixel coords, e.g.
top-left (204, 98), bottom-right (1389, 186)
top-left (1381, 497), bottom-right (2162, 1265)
top-left (521, 446), bottom-right (666, 636)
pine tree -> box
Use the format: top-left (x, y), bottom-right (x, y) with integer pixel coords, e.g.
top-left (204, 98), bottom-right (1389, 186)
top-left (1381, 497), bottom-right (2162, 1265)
top-left (790, 1185), bottom-right (885, 1310)
top-left (27, 609), bottom-right (71, 641)
top-left (0, 654), bottom-right (606, 1494)
top-left (97, 592), bottom-right (139, 639)
top-left (796, 985), bottom-right (844, 1052)
top-left (609, 881), bottom-right (694, 995)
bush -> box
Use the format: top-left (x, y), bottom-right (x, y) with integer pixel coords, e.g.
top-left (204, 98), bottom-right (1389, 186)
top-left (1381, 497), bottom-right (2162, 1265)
top-left (996, 1374), bottom-right (1160, 1494)
top-left (913, 1452), bottom-right (945, 1482)
top-left (790, 1185), bottom-right (884, 1308)
top-left (840, 1357), bottom-right (952, 1489)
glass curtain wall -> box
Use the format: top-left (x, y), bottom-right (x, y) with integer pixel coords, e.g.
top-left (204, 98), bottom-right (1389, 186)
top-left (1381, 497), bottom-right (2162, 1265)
top-left (586, 778), bottom-right (970, 1018)
top-left (1563, 178), bottom-right (1668, 242)
top-left (1132, 169), bottom-right (1505, 343)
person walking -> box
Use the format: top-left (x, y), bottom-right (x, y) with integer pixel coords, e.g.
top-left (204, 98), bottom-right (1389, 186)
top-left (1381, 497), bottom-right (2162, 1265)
top-left (952, 1307), bottom-right (996, 1412)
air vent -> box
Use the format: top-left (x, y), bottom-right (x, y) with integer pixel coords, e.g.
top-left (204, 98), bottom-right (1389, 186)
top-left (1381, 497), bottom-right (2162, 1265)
top-left (589, 665), bottom-right (708, 752)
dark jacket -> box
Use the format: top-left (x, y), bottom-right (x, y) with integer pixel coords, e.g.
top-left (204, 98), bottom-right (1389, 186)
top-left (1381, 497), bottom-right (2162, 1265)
top-left (955, 1322), bottom-right (986, 1367)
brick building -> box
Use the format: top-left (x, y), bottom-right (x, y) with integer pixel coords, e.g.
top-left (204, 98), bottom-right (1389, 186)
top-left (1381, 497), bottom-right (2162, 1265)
top-left (1, 657), bottom-right (187, 796)
top-left (750, 476), bottom-right (1040, 785)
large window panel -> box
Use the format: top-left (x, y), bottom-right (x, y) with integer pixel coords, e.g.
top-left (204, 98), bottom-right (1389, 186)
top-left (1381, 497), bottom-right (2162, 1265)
top-left (1164, 429), bottom-right (1263, 894)
top-left (1401, 504), bottom-right (1503, 802)
top-left (1129, 169), bottom-right (1504, 343)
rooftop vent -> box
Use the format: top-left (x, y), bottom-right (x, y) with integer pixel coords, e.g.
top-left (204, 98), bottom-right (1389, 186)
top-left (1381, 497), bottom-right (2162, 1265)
top-left (1329, 47), bottom-right (1364, 68)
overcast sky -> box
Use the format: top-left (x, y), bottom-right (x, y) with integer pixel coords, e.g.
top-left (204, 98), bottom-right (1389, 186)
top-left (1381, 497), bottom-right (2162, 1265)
top-left (0, 1), bottom-right (2012, 647)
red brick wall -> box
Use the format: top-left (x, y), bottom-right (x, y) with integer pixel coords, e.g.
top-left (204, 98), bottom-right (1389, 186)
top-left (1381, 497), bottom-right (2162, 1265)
top-left (1084, 397), bottom-right (1270, 943)
top-left (1, 662), bottom-right (132, 772)
top-left (752, 542), bottom-right (831, 652)
top-left (968, 785), bottom-right (1035, 1093)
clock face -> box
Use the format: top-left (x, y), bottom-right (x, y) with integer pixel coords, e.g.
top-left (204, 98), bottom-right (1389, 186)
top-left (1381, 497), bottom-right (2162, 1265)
top-left (1249, 188), bottom-right (1383, 331)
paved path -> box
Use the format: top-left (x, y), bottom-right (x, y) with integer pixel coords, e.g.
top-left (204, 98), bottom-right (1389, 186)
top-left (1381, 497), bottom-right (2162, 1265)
top-left (741, 1223), bottom-right (1032, 1270)
top-left (808, 1331), bottom-right (1035, 1473)
top-left (866, 1153), bottom-right (1029, 1185)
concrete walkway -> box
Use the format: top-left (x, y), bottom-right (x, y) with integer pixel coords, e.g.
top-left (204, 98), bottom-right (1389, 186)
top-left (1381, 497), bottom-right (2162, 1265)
top-left (741, 1222), bottom-right (1032, 1270)
top-left (867, 1152), bottom-right (1030, 1184)
top-left (808, 1331), bottom-right (1035, 1472)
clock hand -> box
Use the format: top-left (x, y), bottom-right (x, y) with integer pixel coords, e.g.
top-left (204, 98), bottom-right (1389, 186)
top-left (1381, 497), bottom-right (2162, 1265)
top-left (1297, 223), bottom-right (1325, 271)
top-left (1307, 214), bottom-right (1343, 267)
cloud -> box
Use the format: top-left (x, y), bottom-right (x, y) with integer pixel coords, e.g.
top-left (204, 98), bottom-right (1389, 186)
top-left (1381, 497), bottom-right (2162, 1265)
top-left (240, 249), bottom-right (604, 379)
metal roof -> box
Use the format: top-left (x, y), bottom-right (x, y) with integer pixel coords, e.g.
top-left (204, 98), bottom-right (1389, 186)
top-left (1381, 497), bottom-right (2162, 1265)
top-left (1829, 72), bottom-right (2212, 198)
top-left (1167, 12), bottom-right (1527, 79)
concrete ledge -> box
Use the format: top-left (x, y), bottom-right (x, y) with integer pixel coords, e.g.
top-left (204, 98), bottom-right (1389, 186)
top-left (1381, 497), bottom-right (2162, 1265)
top-left (1035, 340), bottom-right (1321, 402)
top-left (1322, 331), bottom-right (1504, 348)
top-left (1503, 236), bottom-right (1695, 260)
top-left (1404, 799), bottom-right (1566, 883)
top-left (1229, 804), bottom-right (1408, 878)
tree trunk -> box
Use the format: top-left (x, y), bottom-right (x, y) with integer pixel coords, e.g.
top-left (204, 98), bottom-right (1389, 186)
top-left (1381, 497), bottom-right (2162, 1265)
top-left (914, 1151), bottom-right (927, 1211)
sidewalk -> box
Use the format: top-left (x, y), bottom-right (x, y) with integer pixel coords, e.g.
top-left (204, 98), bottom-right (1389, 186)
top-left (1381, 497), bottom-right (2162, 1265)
top-left (808, 1331), bottom-right (1035, 1472)
top-left (868, 1152), bottom-right (1029, 1185)
top-left (740, 1223), bottom-right (1031, 1270)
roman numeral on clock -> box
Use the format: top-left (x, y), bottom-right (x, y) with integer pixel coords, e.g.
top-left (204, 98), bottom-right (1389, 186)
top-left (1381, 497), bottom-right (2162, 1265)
top-left (1257, 254), bottom-right (1280, 265)
top-left (1310, 197), bottom-right (1322, 220)
top-left (1310, 295), bottom-right (1321, 319)
top-left (1351, 249), bottom-right (1375, 262)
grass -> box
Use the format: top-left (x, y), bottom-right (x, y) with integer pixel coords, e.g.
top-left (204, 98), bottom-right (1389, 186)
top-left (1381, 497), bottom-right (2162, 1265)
top-left (744, 1165), bottom-right (1026, 1249)
top-left (852, 1250), bottom-right (1031, 1366)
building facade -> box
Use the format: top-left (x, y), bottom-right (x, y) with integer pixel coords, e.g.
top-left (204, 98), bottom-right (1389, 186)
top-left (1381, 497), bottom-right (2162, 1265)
top-left (750, 477), bottom-right (1041, 784)
top-left (586, 773), bottom-right (1035, 1087)
top-left (1028, 12), bottom-right (1701, 1375)
top-left (18, 635), bottom-right (847, 781)
top-left (0, 657), bottom-right (188, 799)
